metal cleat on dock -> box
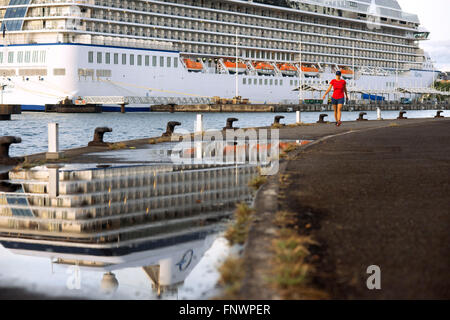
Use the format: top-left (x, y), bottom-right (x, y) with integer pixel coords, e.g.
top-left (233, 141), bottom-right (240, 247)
top-left (273, 116), bottom-right (285, 126)
top-left (0, 136), bottom-right (25, 165)
top-left (317, 114), bottom-right (328, 124)
top-left (397, 111), bottom-right (408, 120)
top-left (162, 121), bottom-right (181, 137)
top-left (357, 112), bottom-right (368, 121)
top-left (435, 111), bottom-right (444, 118)
top-left (88, 127), bottom-right (113, 147)
top-left (223, 118), bottom-right (239, 130)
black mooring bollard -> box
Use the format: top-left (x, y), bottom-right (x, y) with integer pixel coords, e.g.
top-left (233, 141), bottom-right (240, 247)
top-left (88, 127), bottom-right (113, 147)
top-left (435, 110), bottom-right (444, 118)
top-left (0, 136), bottom-right (25, 165)
top-left (273, 116), bottom-right (285, 126)
top-left (163, 121), bottom-right (181, 137)
top-left (397, 111), bottom-right (408, 120)
top-left (223, 118), bottom-right (239, 130)
top-left (357, 112), bottom-right (368, 121)
top-left (317, 114), bottom-right (328, 124)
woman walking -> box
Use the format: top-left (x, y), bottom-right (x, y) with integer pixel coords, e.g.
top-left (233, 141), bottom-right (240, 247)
top-left (323, 71), bottom-right (349, 126)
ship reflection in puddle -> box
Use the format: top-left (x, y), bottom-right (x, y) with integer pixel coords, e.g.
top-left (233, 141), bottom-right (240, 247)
top-left (0, 163), bottom-right (258, 299)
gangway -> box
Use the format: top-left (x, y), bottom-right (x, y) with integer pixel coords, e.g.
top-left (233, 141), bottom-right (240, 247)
top-left (78, 96), bottom-right (213, 106)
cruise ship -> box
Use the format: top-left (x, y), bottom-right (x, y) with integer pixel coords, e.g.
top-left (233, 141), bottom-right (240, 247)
top-left (0, 0), bottom-right (438, 111)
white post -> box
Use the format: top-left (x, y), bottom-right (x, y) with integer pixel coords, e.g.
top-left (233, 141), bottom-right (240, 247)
top-left (46, 123), bottom-right (61, 160)
top-left (377, 107), bottom-right (382, 120)
top-left (48, 123), bottom-right (59, 153)
top-left (195, 114), bottom-right (203, 133)
top-left (195, 114), bottom-right (203, 160)
top-left (47, 165), bottom-right (60, 198)
top-left (195, 140), bottom-right (203, 161)
top-left (296, 111), bottom-right (301, 124)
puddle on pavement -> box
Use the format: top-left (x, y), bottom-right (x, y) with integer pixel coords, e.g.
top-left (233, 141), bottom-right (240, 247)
top-left (0, 163), bottom-right (258, 299)
top-left (0, 138), bottom-right (312, 299)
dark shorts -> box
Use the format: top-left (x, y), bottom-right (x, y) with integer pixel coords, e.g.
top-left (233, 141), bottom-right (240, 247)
top-left (331, 98), bottom-right (345, 105)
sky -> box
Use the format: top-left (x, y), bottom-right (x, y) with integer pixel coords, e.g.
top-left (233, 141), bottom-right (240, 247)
top-left (397, 0), bottom-right (450, 71)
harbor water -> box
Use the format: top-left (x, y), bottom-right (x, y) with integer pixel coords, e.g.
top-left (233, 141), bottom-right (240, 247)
top-left (2, 110), bottom-right (449, 157)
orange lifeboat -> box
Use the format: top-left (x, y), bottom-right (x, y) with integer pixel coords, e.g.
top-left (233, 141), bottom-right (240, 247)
top-left (184, 59), bottom-right (203, 72)
top-left (224, 60), bottom-right (247, 74)
top-left (300, 65), bottom-right (320, 77)
top-left (278, 63), bottom-right (298, 77)
top-left (254, 62), bottom-right (275, 75)
top-left (340, 68), bottom-right (354, 79)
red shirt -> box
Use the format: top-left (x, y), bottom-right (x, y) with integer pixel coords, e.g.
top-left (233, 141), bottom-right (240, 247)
top-left (330, 79), bottom-right (346, 99)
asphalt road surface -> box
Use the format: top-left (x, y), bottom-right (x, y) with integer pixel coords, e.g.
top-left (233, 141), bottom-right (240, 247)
top-left (280, 120), bottom-right (450, 299)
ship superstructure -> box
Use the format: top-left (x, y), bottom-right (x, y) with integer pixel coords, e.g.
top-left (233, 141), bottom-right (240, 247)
top-left (0, 0), bottom-right (438, 110)
top-left (0, 163), bottom-right (257, 262)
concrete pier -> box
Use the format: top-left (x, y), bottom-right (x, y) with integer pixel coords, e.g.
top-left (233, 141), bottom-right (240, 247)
top-left (150, 103), bottom-right (449, 113)
top-left (44, 104), bottom-right (102, 113)
top-left (0, 104), bottom-right (21, 120)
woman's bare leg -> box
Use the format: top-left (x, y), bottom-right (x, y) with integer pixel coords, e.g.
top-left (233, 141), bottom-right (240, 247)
top-left (333, 105), bottom-right (338, 123)
top-left (337, 104), bottom-right (343, 124)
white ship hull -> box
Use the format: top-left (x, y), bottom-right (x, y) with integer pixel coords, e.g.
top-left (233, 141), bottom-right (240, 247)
top-left (0, 44), bottom-right (438, 112)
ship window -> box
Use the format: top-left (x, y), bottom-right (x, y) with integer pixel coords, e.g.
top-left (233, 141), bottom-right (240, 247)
top-left (122, 54), bottom-right (126, 65)
top-left (160, 56), bottom-right (164, 67)
top-left (114, 53), bottom-right (119, 65)
top-left (8, 52), bottom-right (14, 64)
top-left (137, 55), bottom-right (142, 66)
top-left (0, 52), bottom-right (3, 64)
top-left (6, 195), bottom-right (34, 217)
top-left (88, 51), bottom-right (94, 63)
top-left (259, 79), bottom-right (262, 85)
top-left (1, 0), bottom-right (32, 32)
top-left (130, 54), bottom-right (135, 65)
top-left (264, 79), bottom-right (268, 85)
top-left (145, 55), bottom-right (150, 66)
top-left (97, 52), bottom-right (102, 64)
top-left (105, 53), bottom-right (111, 64)
top-left (152, 56), bottom-right (157, 67)
top-left (280, 80), bottom-right (283, 86)
top-left (243, 78), bottom-right (246, 85)
top-left (25, 51), bottom-right (30, 63)
top-left (39, 51), bottom-right (46, 63)
top-left (17, 51), bottom-right (23, 63)
top-left (167, 57), bottom-right (171, 68)
top-left (270, 79), bottom-right (273, 85)
top-left (275, 79), bottom-right (278, 85)
top-left (174, 58), bottom-right (178, 68)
